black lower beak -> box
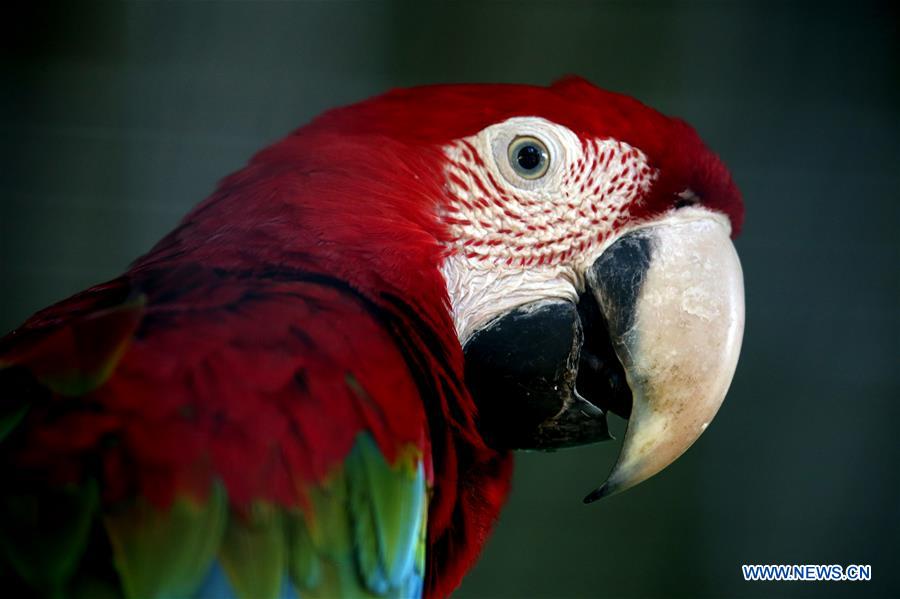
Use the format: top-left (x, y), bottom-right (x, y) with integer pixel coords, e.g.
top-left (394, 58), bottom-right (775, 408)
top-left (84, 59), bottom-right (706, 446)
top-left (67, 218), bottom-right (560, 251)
top-left (462, 231), bottom-right (654, 451)
top-left (463, 297), bottom-right (621, 450)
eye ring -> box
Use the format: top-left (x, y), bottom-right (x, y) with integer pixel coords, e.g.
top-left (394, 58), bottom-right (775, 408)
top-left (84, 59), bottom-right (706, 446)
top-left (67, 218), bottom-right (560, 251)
top-left (507, 136), bottom-right (551, 180)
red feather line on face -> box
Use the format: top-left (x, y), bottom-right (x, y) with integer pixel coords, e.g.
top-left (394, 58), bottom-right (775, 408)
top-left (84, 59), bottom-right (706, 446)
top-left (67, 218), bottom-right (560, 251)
top-left (441, 136), bottom-right (657, 269)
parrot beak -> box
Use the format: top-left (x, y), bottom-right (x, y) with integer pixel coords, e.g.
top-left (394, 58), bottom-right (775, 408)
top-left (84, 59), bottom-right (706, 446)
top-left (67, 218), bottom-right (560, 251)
top-left (462, 206), bottom-right (744, 501)
top-left (582, 208), bottom-right (744, 502)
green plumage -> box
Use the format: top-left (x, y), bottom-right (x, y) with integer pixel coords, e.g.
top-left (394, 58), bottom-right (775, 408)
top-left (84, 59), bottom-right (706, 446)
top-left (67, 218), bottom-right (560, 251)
top-left (346, 434), bottom-right (427, 595)
top-left (219, 502), bottom-right (286, 599)
top-left (289, 433), bottom-right (428, 599)
top-left (0, 430), bottom-right (426, 599)
top-left (104, 482), bottom-right (227, 599)
top-left (286, 510), bottom-right (321, 590)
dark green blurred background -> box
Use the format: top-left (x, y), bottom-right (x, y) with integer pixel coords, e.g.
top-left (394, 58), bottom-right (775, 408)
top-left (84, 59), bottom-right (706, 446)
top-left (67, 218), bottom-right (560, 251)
top-left (2, 1), bottom-right (897, 597)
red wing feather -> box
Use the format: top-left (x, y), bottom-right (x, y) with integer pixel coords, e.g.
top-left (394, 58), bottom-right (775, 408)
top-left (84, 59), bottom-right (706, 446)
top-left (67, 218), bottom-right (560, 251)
top-left (1, 268), bottom-right (429, 509)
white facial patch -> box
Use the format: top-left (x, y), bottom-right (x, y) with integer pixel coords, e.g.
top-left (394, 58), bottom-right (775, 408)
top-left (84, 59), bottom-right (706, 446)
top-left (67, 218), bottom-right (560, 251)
top-left (441, 256), bottom-right (581, 343)
top-left (438, 117), bottom-right (658, 343)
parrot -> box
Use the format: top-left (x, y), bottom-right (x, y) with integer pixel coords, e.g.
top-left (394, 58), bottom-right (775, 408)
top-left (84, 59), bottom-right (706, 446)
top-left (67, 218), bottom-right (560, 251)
top-left (0, 77), bottom-right (744, 599)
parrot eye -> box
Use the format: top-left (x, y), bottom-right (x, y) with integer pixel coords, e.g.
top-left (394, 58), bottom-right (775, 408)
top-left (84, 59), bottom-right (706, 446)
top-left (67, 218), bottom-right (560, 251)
top-left (485, 118), bottom-right (570, 189)
top-left (508, 136), bottom-right (550, 179)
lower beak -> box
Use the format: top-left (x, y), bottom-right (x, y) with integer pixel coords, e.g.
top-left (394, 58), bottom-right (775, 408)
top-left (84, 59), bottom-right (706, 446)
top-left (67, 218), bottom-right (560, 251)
top-left (583, 209), bottom-right (745, 501)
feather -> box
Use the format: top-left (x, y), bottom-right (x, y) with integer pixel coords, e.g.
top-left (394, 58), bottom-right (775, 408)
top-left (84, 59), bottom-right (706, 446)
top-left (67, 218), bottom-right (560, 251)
top-left (0, 480), bottom-right (98, 594)
top-left (197, 561), bottom-right (299, 599)
top-left (345, 433), bottom-right (426, 593)
top-left (218, 501), bottom-right (286, 599)
top-left (104, 482), bottom-right (227, 599)
top-left (286, 433), bottom-right (427, 598)
top-left (0, 292), bottom-right (144, 397)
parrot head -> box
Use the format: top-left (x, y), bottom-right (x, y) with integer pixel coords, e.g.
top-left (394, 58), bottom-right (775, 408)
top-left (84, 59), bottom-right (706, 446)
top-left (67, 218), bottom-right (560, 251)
top-left (288, 77), bottom-right (745, 502)
top-left (0, 77), bottom-right (745, 599)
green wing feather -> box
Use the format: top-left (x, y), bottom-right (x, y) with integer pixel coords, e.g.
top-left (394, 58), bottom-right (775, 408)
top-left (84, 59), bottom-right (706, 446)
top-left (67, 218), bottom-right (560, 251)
top-left (281, 433), bottom-right (428, 599)
top-left (218, 502), bottom-right (287, 599)
top-left (345, 434), bottom-right (427, 595)
top-left (104, 482), bottom-right (227, 599)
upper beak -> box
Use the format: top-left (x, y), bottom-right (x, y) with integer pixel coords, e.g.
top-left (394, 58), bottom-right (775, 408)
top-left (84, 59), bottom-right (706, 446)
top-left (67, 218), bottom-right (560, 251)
top-left (583, 208), bottom-right (744, 501)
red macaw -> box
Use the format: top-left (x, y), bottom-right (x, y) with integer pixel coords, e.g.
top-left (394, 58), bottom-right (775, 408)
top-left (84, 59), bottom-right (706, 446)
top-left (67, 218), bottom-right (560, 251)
top-left (0, 77), bottom-right (744, 598)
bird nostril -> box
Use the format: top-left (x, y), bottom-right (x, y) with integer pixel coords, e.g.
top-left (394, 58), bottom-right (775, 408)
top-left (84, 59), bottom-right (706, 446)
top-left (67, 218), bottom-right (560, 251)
top-left (674, 189), bottom-right (700, 209)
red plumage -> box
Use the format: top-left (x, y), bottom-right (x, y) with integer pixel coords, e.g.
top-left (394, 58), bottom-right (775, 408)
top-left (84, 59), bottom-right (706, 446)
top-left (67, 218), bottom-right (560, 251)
top-left (0, 77), bottom-right (741, 597)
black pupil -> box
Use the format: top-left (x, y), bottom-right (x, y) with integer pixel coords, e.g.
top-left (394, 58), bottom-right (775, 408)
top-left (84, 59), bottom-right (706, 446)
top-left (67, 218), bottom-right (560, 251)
top-left (516, 144), bottom-right (543, 171)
